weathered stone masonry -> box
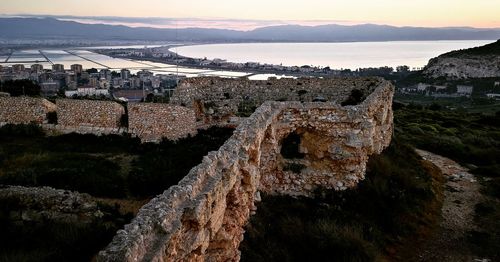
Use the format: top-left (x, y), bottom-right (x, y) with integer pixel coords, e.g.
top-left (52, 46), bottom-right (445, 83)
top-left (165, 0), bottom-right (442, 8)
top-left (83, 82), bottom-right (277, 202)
top-left (0, 97), bottom-right (197, 141)
top-left (0, 97), bottom-right (56, 125)
top-left (128, 103), bottom-right (197, 142)
top-left (171, 77), bottom-right (381, 125)
top-left (97, 80), bottom-right (394, 262)
top-left (56, 99), bottom-right (126, 133)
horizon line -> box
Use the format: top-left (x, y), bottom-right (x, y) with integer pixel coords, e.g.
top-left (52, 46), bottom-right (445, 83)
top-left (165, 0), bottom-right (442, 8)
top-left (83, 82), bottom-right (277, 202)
top-left (1, 14), bottom-right (500, 31)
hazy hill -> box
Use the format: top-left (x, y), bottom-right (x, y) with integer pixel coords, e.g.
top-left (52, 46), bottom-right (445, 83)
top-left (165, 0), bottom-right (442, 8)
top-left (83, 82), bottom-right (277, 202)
top-left (423, 40), bottom-right (500, 79)
top-left (1, 17), bottom-right (500, 42)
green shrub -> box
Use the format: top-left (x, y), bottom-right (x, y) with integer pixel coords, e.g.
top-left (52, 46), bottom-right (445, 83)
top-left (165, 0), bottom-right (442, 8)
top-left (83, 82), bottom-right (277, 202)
top-left (0, 206), bottom-right (128, 262)
top-left (0, 154), bottom-right (126, 198)
top-left (0, 123), bottom-right (44, 137)
top-left (128, 127), bottom-right (233, 197)
top-left (0, 125), bottom-right (234, 199)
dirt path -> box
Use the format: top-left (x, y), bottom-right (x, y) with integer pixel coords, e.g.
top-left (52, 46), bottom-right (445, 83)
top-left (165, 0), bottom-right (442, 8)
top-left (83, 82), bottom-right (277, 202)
top-left (413, 149), bottom-right (489, 262)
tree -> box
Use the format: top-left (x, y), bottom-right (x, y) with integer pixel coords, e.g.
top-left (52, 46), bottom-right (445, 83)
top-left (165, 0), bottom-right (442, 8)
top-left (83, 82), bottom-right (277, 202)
top-left (1, 80), bottom-right (41, 97)
top-left (396, 65), bottom-right (410, 73)
top-left (86, 68), bottom-right (98, 74)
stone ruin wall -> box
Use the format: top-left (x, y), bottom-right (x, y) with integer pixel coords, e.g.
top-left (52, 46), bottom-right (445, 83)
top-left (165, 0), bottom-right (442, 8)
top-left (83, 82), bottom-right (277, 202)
top-left (98, 80), bottom-right (394, 262)
top-left (0, 97), bottom-right (196, 141)
top-left (171, 77), bottom-right (381, 125)
top-left (56, 99), bottom-right (126, 133)
top-left (128, 103), bottom-right (197, 143)
top-left (0, 97), bottom-right (56, 125)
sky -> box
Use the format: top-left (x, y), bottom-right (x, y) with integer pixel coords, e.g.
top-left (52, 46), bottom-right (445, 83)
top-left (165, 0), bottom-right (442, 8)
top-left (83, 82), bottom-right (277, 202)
top-left (1, 0), bottom-right (500, 30)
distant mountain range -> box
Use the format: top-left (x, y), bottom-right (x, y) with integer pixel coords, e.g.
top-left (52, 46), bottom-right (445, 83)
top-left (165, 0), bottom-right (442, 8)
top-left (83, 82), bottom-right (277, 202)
top-left (1, 17), bottom-right (500, 42)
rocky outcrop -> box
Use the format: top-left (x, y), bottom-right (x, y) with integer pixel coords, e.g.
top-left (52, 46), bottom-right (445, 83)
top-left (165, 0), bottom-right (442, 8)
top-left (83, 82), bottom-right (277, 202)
top-left (423, 40), bottom-right (500, 79)
top-left (97, 80), bottom-right (394, 262)
top-left (423, 55), bottom-right (500, 79)
top-left (0, 185), bottom-right (103, 224)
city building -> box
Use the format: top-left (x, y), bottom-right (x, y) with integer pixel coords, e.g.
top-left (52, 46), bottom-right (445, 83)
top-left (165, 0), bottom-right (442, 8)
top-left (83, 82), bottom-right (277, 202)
top-left (70, 64), bottom-right (83, 74)
top-left (99, 78), bottom-right (110, 89)
top-left (486, 93), bottom-right (500, 99)
top-left (12, 64), bottom-right (25, 72)
top-left (457, 85), bottom-right (474, 96)
top-left (100, 69), bottom-right (112, 81)
top-left (417, 83), bottom-right (430, 91)
top-left (65, 87), bottom-right (110, 97)
top-left (31, 64), bottom-right (44, 72)
top-left (52, 64), bottom-right (65, 72)
top-left (40, 80), bottom-right (60, 94)
top-left (121, 69), bottom-right (131, 80)
top-left (137, 70), bottom-right (153, 80)
top-left (89, 77), bottom-right (98, 87)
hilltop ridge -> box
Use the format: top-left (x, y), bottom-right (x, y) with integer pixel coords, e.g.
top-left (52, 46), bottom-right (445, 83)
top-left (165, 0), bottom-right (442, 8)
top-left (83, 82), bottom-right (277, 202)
top-left (1, 17), bottom-right (500, 43)
top-left (423, 40), bottom-right (500, 79)
top-left (440, 40), bottom-right (500, 57)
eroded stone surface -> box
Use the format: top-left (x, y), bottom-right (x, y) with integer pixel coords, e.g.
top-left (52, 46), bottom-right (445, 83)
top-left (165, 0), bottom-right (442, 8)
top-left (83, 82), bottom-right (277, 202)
top-left (171, 77), bottom-right (381, 125)
top-left (97, 79), bottom-right (394, 262)
top-left (128, 103), bottom-right (197, 143)
top-left (57, 99), bottom-right (125, 130)
top-left (423, 55), bottom-right (500, 79)
top-left (0, 96), bottom-right (56, 124)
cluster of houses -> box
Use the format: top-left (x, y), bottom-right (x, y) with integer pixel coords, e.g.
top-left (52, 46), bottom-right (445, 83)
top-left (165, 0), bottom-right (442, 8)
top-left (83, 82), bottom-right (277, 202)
top-left (102, 47), bottom-right (347, 76)
top-left (0, 64), bottom-right (182, 101)
top-left (400, 81), bottom-right (500, 99)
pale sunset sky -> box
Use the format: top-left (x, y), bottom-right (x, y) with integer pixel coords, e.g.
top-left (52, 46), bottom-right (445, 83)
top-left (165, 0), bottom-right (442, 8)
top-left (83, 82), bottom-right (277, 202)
top-left (1, 0), bottom-right (499, 30)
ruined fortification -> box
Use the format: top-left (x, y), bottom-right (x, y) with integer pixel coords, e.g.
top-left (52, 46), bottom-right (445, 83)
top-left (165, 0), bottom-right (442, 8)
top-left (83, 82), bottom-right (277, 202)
top-left (171, 77), bottom-right (381, 124)
top-left (98, 78), bottom-right (394, 261)
top-left (0, 77), bottom-right (394, 261)
top-left (0, 97), bottom-right (196, 141)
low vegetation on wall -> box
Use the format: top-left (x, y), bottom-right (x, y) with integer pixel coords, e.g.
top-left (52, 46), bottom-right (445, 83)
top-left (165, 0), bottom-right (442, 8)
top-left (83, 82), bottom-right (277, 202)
top-left (240, 138), bottom-right (442, 261)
